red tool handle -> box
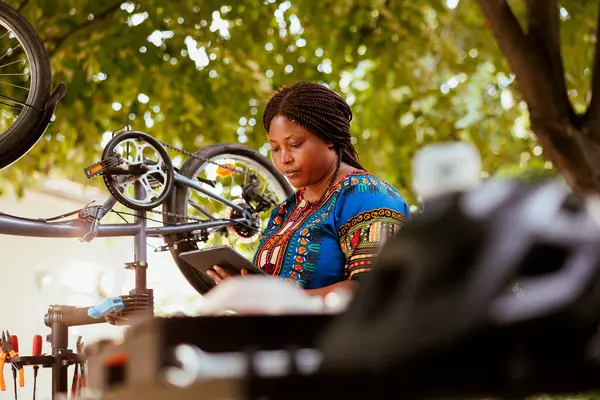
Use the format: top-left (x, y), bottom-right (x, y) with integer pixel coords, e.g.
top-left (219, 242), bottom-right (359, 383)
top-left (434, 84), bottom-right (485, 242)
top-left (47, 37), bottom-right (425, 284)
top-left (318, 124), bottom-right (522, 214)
top-left (32, 335), bottom-right (42, 356)
top-left (10, 336), bottom-right (18, 353)
top-left (71, 374), bottom-right (78, 396)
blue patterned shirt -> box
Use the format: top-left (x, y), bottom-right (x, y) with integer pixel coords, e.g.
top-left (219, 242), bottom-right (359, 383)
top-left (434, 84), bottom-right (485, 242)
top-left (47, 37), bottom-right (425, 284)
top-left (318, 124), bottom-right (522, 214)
top-left (252, 171), bottom-right (410, 289)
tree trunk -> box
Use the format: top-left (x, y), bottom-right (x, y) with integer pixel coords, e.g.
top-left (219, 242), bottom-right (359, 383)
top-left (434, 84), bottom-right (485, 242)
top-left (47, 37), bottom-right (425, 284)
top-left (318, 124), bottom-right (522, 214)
top-left (530, 119), bottom-right (600, 191)
top-left (476, 0), bottom-right (600, 194)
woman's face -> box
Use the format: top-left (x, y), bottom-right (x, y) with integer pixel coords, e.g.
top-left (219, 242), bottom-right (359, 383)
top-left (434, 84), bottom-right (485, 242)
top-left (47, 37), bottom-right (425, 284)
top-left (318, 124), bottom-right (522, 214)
top-left (267, 114), bottom-right (336, 188)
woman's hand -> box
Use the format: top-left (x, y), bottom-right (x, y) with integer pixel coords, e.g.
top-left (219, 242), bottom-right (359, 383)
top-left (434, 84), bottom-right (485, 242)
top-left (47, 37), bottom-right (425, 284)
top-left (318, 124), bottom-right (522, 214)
top-left (206, 265), bottom-right (251, 284)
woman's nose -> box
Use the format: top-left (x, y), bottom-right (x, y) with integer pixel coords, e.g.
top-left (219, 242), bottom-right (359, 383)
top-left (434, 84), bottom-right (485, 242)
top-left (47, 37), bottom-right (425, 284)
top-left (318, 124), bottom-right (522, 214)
top-left (281, 149), bottom-right (293, 164)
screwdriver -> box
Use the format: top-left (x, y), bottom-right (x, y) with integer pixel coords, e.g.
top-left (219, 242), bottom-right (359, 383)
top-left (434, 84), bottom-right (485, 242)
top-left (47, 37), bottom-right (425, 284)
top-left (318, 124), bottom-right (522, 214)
top-left (8, 332), bottom-right (24, 400)
top-left (32, 336), bottom-right (42, 400)
top-left (10, 335), bottom-right (24, 388)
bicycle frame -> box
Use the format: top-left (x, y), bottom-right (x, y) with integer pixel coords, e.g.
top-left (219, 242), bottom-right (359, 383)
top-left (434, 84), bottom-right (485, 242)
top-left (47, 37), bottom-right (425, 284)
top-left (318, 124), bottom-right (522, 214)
top-left (0, 170), bottom-right (253, 260)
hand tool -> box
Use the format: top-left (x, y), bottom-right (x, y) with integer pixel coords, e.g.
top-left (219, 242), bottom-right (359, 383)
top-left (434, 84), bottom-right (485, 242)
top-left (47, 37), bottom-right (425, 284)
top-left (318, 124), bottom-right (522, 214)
top-left (9, 333), bottom-right (24, 388)
top-left (4, 331), bottom-right (22, 400)
top-left (2, 331), bottom-right (16, 399)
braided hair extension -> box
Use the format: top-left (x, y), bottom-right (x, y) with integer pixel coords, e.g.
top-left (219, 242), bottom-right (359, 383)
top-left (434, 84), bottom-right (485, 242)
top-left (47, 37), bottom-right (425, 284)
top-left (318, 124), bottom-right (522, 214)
top-left (263, 82), bottom-right (365, 170)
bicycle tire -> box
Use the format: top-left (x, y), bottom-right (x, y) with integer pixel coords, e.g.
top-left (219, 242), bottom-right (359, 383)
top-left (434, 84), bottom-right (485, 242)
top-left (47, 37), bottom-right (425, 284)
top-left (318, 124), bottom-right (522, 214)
top-left (163, 143), bottom-right (294, 296)
top-left (0, 1), bottom-right (52, 171)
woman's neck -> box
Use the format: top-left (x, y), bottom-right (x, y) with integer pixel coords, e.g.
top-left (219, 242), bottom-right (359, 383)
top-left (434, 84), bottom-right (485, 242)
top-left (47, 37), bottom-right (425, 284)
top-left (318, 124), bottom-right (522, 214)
top-left (303, 161), bottom-right (353, 202)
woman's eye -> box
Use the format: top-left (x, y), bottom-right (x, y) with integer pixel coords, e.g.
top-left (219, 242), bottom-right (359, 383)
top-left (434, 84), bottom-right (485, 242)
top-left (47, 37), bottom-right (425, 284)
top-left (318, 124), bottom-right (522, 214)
top-left (290, 143), bottom-right (301, 149)
top-left (271, 148), bottom-right (280, 153)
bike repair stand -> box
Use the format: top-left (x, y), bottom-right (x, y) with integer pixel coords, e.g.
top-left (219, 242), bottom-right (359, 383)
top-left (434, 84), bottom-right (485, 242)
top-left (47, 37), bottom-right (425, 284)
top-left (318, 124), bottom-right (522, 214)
top-left (19, 182), bottom-right (155, 399)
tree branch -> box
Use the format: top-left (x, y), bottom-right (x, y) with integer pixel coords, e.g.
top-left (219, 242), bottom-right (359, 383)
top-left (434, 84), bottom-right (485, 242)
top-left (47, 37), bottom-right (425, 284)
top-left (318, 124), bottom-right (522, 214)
top-left (526, 0), bottom-right (577, 124)
top-left (584, 4), bottom-right (600, 134)
top-left (476, 0), bottom-right (561, 120)
top-left (17, 0), bottom-right (29, 12)
top-left (48, 2), bottom-right (122, 58)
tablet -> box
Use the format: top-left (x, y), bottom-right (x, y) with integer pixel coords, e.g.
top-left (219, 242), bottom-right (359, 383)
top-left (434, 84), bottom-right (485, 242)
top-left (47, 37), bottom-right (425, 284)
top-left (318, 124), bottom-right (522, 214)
top-left (178, 245), bottom-right (267, 278)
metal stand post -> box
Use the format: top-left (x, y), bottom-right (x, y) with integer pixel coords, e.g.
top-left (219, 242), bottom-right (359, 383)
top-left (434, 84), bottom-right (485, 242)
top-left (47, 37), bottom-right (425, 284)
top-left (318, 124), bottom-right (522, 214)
top-left (121, 182), bottom-right (154, 317)
top-left (44, 305), bottom-right (105, 399)
top-left (49, 320), bottom-right (68, 396)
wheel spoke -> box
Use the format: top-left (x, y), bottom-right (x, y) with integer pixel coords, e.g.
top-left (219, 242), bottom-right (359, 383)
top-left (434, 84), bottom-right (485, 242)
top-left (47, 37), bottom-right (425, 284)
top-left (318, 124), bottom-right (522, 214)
top-left (0, 79), bottom-right (29, 91)
top-left (0, 57), bottom-right (27, 70)
top-left (0, 43), bottom-right (22, 62)
top-left (0, 30), bottom-right (11, 41)
top-left (0, 92), bottom-right (41, 110)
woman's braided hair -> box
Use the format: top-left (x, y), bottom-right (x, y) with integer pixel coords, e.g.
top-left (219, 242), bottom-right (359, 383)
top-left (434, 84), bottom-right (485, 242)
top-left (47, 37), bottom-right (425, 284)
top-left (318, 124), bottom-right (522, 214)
top-left (263, 81), bottom-right (364, 170)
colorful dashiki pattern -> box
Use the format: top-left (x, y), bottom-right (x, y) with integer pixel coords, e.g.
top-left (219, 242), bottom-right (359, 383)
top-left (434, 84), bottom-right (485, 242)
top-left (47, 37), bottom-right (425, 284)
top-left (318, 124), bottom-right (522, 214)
top-left (252, 170), bottom-right (410, 289)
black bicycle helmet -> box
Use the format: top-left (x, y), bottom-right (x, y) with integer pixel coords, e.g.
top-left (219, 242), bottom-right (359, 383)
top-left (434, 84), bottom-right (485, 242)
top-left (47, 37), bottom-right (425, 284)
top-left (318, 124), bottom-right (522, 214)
top-left (316, 177), bottom-right (600, 397)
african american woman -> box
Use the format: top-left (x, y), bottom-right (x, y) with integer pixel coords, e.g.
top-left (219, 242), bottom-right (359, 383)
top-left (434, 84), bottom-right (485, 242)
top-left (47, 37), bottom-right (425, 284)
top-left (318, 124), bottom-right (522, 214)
top-left (207, 81), bottom-right (410, 298)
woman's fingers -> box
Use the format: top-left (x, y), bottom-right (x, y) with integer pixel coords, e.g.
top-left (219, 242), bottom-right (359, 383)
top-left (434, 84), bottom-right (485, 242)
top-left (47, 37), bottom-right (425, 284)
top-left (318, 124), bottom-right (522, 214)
top-left (208, 265), bottom-right (238, 285)
top-left (213, 265), bottom-right (231, 278)
top-left (207, 269), bottom-right (223, 284)
top-left (208, 266), bottom-right (250, 284)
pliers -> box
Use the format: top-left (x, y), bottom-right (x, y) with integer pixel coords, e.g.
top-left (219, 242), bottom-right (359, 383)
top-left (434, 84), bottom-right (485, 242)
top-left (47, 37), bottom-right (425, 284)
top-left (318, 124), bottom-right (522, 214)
top-left (4, 331), bottom-right (24, 388)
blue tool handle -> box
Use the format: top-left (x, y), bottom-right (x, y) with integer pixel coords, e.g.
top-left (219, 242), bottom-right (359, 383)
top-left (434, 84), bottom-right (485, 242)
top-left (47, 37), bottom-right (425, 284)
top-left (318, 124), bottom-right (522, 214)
top-left (87, 297), bottom-right (125, 319)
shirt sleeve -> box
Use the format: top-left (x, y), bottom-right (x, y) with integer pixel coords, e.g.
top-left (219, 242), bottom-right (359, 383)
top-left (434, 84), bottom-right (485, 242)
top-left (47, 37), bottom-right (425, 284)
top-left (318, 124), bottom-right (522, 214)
top-left (334, 176), bottom-right (410, 280)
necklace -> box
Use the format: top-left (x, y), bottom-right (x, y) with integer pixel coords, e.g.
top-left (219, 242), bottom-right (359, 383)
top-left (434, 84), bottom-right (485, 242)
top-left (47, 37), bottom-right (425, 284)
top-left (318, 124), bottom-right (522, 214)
top-left (302, 156), bottom-right (341, 205)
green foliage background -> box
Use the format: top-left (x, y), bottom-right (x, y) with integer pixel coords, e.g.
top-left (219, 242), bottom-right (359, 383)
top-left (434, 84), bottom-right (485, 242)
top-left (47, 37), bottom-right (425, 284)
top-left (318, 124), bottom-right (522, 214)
top-left (4, 0), bottom-right (597, 204)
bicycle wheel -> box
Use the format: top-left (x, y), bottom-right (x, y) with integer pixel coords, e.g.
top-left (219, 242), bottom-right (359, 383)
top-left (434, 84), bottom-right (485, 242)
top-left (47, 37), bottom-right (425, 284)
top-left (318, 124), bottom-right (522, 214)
top-left (163, 143), bottom-right (294, 295)
top-left (0, 1), bottom-right (52, 171)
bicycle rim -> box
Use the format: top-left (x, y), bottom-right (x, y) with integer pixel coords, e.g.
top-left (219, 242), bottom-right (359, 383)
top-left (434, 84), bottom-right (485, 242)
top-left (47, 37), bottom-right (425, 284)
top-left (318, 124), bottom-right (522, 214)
top-left (184, 153), bottom-right (290, 258)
